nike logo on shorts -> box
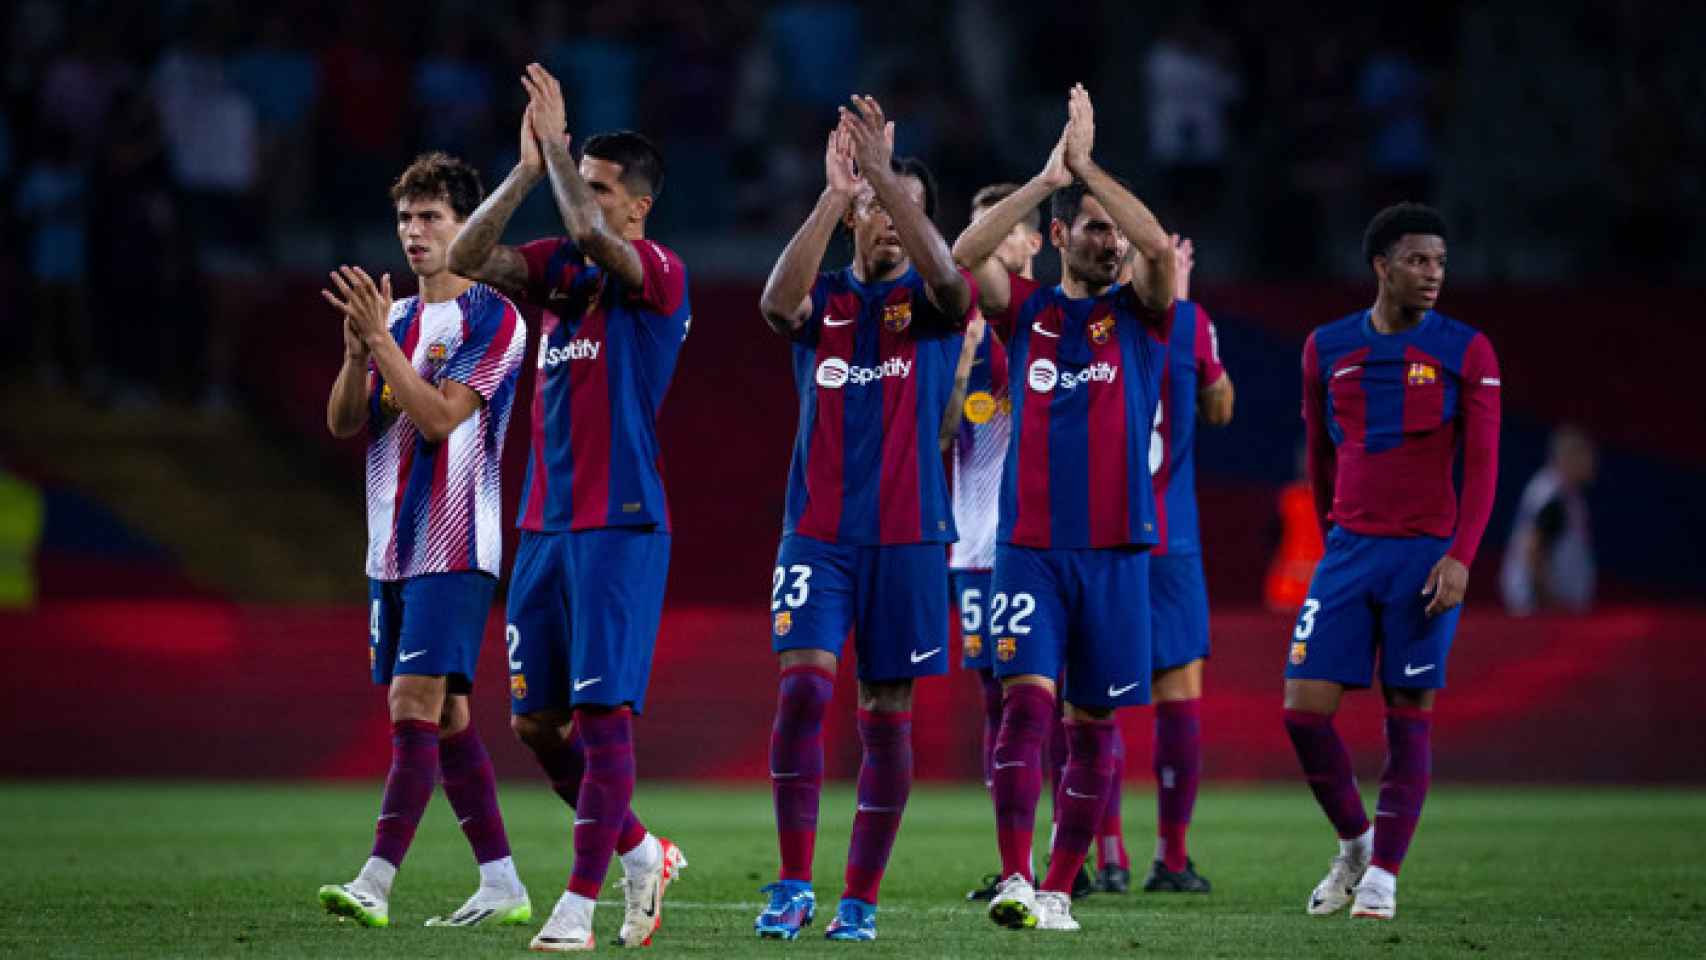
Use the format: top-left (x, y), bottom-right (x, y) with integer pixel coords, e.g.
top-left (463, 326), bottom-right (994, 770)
top-left (1403, 663), bottom-right (1436, 677)
top-left (910, 647), bottom-right (943, 664)
top-left (573, 676), bottom-right (602, 692)
top-left (1108, 681), bottom-right (1141, 697)
top-left (397, 649), bottom-right (425, 663)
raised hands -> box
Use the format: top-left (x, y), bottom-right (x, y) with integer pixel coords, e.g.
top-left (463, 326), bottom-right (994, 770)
top-left (521, 63), bottom-right (569, 152)
top-left (1173, 234), bottom-right (1195, 300)
top-left (825, 120), bottom-right (859, 197)
top-left (322, 266), bottom-right (395, 349)
top-left (1064, 83), bottom-right (1096, 175)
top-left (1041, 121), bottom-right (1074, 189)
top-left (519, 102), bottom-right (544, 175)
top-left (838, 95), bottom-right (895, 181)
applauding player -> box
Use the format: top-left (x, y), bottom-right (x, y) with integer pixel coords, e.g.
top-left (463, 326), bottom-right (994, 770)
top-left (1284, 203), bottom-right (1498, 921)
top-left (754, 97), bottom-right (977, 942)
top-left (953, 85), bottom-right (1176, 934)
top-left (447, 64), bottom-right (689, 951)
top-left (318, 153), bottom-right (529, 930)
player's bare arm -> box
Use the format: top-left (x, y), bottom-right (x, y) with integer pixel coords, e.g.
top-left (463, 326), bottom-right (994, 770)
top-left (1425, 338), bottom-right (1501, 617)
top-left (951, 125), bottom-right (1071, 315)
top-left (327, 315), bottom-right (372, 439)
top-left (447, 105), bottom-right (545, 295)
top-left (1200, 374), bottom-right (1234, 426)
top-left (323, 266), bottom-right (482, 444)
top-left (523, 63), bottom-right (647, 291)
top-left (1064, 84), bottom-right (1176, 311)
top-left (760, 123), bottom-right (859, 335)
top-left (843, 95), bottom-right (971, 318)
top-left (939, 310), bottom-right (989, 453)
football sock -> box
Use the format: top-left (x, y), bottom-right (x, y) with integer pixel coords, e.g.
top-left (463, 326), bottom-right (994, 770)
top-left (439, 725), bottom-right (513, 868)
top-left (978, 669), bottom-right (1004, 790)
top-left (1371, 707), bottom-right (1432, 875)
top-left (992, 683), bottom-right (1054, 881)
top-left (619, 833), bottom-right (662, 875)
top-left (771, 665), bottom-right (832, 882)
top-left (566, 707), bottom-right (635, 901)
top-left (1097, 725), bottom-right (1128, 871)
top-left (842, 709), bottom-right (914, 905)
top-left (1047, 709), bottom-right (1068, 822)
top-left (1042, 718), bottom-right (1117, 894)
top-left (1283, 709), bottom-right (1371, 840)
top-left (1155, 698), bottom-right (1203, 872)
top-left (531, 720), bottom-right (649, 854)
top-left (355, 856), bottom-right (397, 899)
top-left (370, 719), bottom-right (439, 871)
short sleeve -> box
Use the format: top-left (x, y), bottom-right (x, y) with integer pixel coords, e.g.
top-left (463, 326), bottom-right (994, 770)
top-left (517, 237), bottom-right (582, 306)
top-left (442, 292), bottom-right (526, 401)
top-left (1196, 305), bottom-right (1227, 386)
top-left (626, 239), bottom-right (688, 314)
top-left (790, 273), bottom-right (834, 345)
top-left (990, 271), bottom-right (1039, 343)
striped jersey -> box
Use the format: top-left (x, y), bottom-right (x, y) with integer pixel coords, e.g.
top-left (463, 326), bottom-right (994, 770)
top-left (783, 265), bottom-right (976, 545)
top-left (365, 283), bottom-right (526, 579)
top-left (1302, 308), bottom-right (1500, 566)
top-left (514, 236), bottom-right (690, 532)
top-left (949, 329), bottom-right (1010, 571)
top-left (993, 273), bottom-right (1169, 550)
top-left (1151, 300), bottom-right (1227, 556)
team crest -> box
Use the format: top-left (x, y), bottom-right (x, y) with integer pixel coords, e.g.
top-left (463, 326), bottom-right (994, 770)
top-left (882, 302), bottom-right (912, 333)
top-left (510, 673), bottom-right (528, 700)
top-left (1289, 642), bottom-right (1307, 665)
top-left (964, 391), bottom-right (996, 425)
top-left (1407, 362), bottom-right (1437, 386)
top-left (774, 611), bottom-right (793, 637)
top-left (379, 383), bottom-right (402, 416)
top-left (964, 633), bottom-right (984, 659)
top-left (996, 636), bottom-right (1017, 662)
top-left (369, 646), bottom-right (376, 670)
top-left (1088, 313), bottom-right (1115, 346)
top-left (425, 341), bottom-right (449, 369)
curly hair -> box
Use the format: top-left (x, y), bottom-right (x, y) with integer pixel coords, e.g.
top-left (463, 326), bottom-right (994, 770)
top-left (389, 151), bottom-right (484, 219)
top-left (1362, 202), bottom-right (1448, 263)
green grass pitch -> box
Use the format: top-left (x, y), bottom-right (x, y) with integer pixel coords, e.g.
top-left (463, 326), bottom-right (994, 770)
top-left (4, 783), bottom-right (1703, 958)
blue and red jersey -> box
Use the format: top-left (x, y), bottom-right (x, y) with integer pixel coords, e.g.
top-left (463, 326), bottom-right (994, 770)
top-left (1150, 300), bottom-right (1227, 556)
top-left (365, 284), bottom-right (526, 580)
top-left (949, 330), bottom-right (1010, 571)
top-left (992, 273), bottom-right (1170, 550)
top-left (1302, 309), bottom-right (1500, 566)
top-left (782, 265), bottom-right (976, 545)
top-left (514, 236), bottom-right (690, 533)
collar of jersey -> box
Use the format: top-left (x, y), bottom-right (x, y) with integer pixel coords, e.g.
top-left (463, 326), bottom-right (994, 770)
top-left (844, 263), bottom-right (916, 297)
top-left (1360, 308), bottom-right (1436, 340)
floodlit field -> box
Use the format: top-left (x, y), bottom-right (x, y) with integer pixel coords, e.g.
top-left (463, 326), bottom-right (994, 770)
top-left (5, 783), bottom-right (1703, 958)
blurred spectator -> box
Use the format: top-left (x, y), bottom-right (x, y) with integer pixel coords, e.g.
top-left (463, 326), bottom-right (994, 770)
top-left (1357, 36), bottom-right (1434, 205)
top-left (413, 21), bottom-right (496, 165)
top-left (1145, 15), bottom-right (1241, 227)
top-left (1501, 426), bottom-right (1598, 616)
top-left (154, 16), bottom-right (259, 267)
top-left (230, 12), bottom-right (320, 230)
top-left (1264, 444), bottom-right (1324, 614)
top-left (318, 6), bottom-right (408, 236)
top-left (18, 126), bottom-right (95, 392)
top-left (38, 30), bottom-right (132, 160)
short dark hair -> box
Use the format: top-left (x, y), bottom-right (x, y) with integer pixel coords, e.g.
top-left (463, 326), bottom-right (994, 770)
top-left (1049, 177), bottom-right (1130, 228)
top-left (972, 182), bottom-right (1041, 232)
top-left (1362, 202), bottom-right (1448, 263)
top-left (889, 155), bottom-right (938, 220)
top-left (583, 130), bottom-right (665, 198)
top-left (390, 151), bottom-right (483, 219)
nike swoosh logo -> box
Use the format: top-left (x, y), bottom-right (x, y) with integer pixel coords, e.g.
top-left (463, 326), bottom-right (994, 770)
top-left (993, 760), bottom-right (1025, 770)
top-left (823, 314), bottom-right (854, 327)
top-left (378, 813), bottom-right (400, 820)
top-left (1031, 321), bottom-right (1060, 338)
top-left (1065, 787), bottom-right (1097, 800)
top-left (397, 649), bottom-right (425, 662)
top-left (910, 647), bottom-right (943, 664)
top-left (573, 676), bottom-right (602, 692)
top-left (1403, 663), bottom-right (1435, 677)
top-left (548, 288), bottom-right (571, 301)
top-left (856, 804), bottom-right (899, 814)
top-left (458, 816), bottom-right (472, 825)
top-left (770, 771), bottom-right (799, 779)
top-left (574, 817), bottom-right (597, 826)
top-left (1108, 682), bottom-right (1141, 697)
top-left (1332, 365), bottom-right (1361, 379)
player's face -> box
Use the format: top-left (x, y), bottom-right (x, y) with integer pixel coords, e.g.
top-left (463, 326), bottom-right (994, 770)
top-left (396, 196), bottom-right (465, 278)
top-left (848, 175), bottom-right (927, 274)
top-left (973, 204), bottom-right (1042, 275)
top-left (1052, 195), bottom-right (1123, 287)
top-left (1377, 234), bottom-right (1446, 311)
top-left (580, 156), bottom-right (651, 234)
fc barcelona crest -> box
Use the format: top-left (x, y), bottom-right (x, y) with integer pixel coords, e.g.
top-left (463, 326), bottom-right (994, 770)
top-left (1088, 313), bottom-right (1115, 346)
top-left (511, 673), bottom-right (529, 700)
top-left (964, 633), bottom-right (984, 658)
top-left (1407, 362), bottom-right (1437, 386)
top-left (426, 341), bottom-right (449, 370)
top-left (1289, 642), bottom-right (1307, 665)
top-left (996, 636), bottom-right (1017, 662)
top-left (774, 611), bottom-right (793, 637)
top-left (882, 302), bottom-right (912, 333)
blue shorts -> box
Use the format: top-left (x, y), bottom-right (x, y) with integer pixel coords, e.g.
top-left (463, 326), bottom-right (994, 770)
top-left (505, 528), bottom-right (671, 715)
top-left (368, 572), bottom-right (497, 692)
top-left (990, 544), bottom-right (1153, 709)
top-left (770, 535), bottom-right (950, 682)
top-left (1284, 528), bottom-right (1460, 690)
top-left (952, 570), bottom-right (995, 670)
top-left (1150, 552), bottom-right (1211, 672)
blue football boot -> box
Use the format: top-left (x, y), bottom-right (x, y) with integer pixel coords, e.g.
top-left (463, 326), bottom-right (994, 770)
top-left (823, 897), bottom-right (878, 941)
top-left (754, 881), bottom-right (816, 940)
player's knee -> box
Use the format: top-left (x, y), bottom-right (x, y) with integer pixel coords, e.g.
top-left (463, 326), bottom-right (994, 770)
top-left (387, 676), bottom-right (445, 723)
top-left (1063, 703), bottom-right (1114, 724)
top-left (510, 712), bottom-right (559, 753)
top-left (857, 679), bottom-right (913, 713)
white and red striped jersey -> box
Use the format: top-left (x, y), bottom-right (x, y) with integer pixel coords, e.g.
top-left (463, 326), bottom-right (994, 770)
top-left (364, 283), bottom-right (526, 580)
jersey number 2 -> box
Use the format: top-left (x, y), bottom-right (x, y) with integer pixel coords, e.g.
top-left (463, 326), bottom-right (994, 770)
top-left (771, 564), bottom-right (812, 611)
